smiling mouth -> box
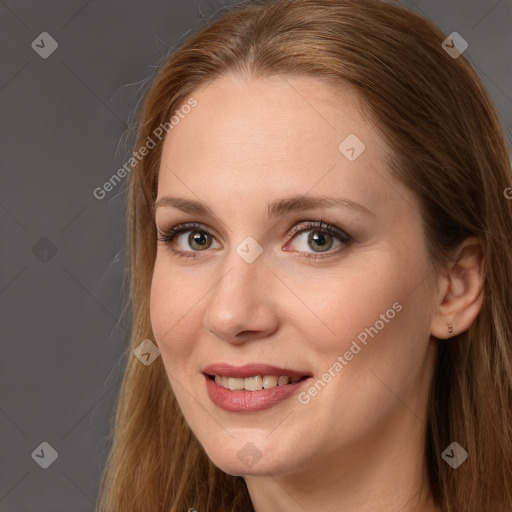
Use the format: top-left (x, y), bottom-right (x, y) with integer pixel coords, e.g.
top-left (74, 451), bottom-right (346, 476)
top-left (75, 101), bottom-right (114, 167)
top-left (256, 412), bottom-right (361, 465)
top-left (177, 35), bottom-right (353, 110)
top-left (206, 374), bottom-right (309, 391)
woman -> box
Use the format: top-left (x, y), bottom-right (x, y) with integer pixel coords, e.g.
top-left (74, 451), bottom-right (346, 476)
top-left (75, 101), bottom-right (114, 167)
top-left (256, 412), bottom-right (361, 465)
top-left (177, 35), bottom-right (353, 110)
top-left (97, 0), bottom-right (512, 510)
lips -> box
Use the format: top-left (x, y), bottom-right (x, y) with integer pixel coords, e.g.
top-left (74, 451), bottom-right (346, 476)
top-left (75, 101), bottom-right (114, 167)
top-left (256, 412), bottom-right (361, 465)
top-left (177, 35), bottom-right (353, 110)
top-left (202, 363), bottom-right (313, 412)
top-left (202, 363), bottom-right (312, 380)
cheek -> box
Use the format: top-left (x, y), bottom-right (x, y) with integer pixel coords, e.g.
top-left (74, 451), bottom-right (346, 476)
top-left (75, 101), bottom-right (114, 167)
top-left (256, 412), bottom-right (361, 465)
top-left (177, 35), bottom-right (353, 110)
top-left (149, 259), bottom-right (201, 362)
top-left (299, 252), bottom-right (431, 392)
top-left (292, 259), bottom-right (411, 349)
top-left (295, 274), bottom-right (431, 439)
top-left (149, 263), bottom-right (169, 342)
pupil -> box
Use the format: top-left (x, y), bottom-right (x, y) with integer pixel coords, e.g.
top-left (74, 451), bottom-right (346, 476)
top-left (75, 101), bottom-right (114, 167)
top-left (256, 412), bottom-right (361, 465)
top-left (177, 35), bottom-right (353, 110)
top-left (309, 231), bottom-right (333, 252)
top-left (190, 231), bottom-right (210, 250)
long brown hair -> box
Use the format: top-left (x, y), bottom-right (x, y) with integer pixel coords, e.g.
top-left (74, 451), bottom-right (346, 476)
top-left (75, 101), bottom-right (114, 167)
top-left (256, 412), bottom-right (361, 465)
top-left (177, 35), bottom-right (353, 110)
top-left (96, 1), bottom-right (512, 510)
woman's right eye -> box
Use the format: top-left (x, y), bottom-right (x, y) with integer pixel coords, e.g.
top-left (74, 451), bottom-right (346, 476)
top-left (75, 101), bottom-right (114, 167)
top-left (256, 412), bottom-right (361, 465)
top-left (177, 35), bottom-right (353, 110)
top-left (156, 222), bottom-right (220, 259)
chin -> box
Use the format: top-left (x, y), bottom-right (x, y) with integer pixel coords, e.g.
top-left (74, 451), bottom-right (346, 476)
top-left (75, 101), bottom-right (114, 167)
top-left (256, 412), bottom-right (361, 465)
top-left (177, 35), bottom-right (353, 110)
top-left (203, 441), bottom-right (300, 478)
top-left (212, 457), bottom-right (281, 477)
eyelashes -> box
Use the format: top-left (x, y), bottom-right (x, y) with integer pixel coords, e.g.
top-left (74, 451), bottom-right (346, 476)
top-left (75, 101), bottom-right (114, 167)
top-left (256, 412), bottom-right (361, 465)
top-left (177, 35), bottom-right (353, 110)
top-left (155, 220), bottom-right (354, 261)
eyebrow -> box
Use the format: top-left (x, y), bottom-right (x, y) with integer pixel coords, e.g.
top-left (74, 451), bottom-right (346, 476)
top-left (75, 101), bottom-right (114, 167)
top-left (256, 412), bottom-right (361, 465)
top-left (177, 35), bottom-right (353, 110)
top-left (154, 194), bottom-right (375, 219)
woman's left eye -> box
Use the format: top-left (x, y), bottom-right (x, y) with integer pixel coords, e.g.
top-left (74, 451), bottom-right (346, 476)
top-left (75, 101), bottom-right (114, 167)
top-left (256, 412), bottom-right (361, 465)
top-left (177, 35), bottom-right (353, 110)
top-left (156, 220), bottom-right (353, 260)
top-left (285, 221), bottom-right (353, 259)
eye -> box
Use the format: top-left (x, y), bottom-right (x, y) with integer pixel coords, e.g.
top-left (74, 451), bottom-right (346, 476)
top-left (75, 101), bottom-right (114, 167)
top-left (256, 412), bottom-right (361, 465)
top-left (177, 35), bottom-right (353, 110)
top-left (156, 222), bottom-right (220, 259)
top-left (284, 220), bottom-right (353, 260)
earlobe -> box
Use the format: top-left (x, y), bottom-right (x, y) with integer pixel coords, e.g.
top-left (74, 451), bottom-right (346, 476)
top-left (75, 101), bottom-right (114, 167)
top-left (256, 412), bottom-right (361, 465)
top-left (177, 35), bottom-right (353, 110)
top-left (431, 319), bottom-right (457, 340)
top-left (430, 236), bottom-right (485, 340)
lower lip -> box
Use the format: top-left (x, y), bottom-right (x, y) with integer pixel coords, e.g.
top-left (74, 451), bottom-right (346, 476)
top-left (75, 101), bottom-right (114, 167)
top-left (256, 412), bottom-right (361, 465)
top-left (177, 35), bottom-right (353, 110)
top-left (204, 374), bottom-right (311, 412)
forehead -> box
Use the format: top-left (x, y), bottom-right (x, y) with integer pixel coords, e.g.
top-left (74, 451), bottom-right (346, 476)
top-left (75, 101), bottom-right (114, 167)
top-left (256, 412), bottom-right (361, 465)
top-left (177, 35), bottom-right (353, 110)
top-left (164, 75), bottom-right (369, 164)
top-left (157, 74), bottom-right (417, 225)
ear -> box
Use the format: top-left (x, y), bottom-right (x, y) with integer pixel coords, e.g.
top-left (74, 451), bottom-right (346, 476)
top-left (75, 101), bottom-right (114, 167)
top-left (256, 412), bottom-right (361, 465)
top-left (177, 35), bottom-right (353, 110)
top-left (430, 236), bottom-right (485, 339)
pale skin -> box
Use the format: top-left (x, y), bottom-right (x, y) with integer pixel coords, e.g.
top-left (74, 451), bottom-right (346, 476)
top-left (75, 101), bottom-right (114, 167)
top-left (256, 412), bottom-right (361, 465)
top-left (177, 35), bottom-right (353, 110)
top-left (150, 73), bottom-right (484, 512)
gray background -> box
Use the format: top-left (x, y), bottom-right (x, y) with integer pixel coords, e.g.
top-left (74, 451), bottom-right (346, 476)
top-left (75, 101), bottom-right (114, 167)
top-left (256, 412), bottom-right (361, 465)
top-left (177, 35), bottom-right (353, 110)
top-left (0, 1), bottom-right (510, 511)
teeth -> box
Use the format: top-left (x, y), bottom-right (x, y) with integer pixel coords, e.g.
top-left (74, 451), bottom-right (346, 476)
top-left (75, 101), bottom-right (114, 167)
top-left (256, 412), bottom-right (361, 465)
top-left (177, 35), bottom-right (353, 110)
top-left (215, 375), bottom-right (226, 387)
top-left (214, 374), bottom-right (303, 391)
top-left (244, 376), bottom-right (263, 391)
top-left (278, 376), bottom-right (289, 386)
top-left (227, 377), bottom-right (244, 390)
top-left (262, 375), bottom-right (278, 388)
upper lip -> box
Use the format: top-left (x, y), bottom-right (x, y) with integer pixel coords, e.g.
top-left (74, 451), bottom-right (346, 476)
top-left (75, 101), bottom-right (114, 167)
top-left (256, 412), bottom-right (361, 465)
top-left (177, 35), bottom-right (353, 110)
top-left (203, 363), bottom-right (312, 379)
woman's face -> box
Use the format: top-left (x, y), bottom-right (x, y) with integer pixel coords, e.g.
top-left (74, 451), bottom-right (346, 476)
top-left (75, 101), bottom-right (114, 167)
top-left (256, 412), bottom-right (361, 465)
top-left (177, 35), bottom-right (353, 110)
top-left (150, 74), bottom-right (439, 480)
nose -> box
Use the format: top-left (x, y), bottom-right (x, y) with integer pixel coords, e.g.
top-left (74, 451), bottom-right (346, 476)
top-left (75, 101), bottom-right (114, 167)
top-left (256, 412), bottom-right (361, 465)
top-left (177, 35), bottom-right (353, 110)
top-left (202, 248), bottom-right (280, 344)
